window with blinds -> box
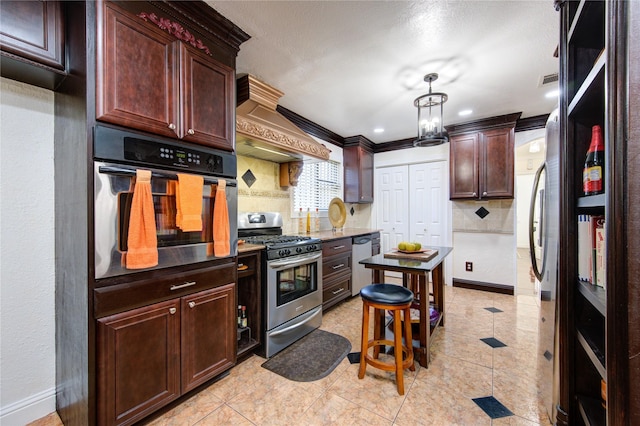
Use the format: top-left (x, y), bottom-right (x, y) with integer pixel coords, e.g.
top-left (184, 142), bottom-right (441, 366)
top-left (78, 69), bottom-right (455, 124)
top-left (292, 160), bottom-right (342, 213)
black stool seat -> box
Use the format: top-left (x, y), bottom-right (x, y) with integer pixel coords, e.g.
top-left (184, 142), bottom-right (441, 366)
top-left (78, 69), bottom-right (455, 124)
top-left (360, 283), bottom-right (414, 305)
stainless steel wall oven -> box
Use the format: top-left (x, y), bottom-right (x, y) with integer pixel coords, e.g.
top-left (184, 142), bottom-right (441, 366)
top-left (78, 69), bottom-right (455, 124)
top-left (93, 125), bottom-right (238, 279)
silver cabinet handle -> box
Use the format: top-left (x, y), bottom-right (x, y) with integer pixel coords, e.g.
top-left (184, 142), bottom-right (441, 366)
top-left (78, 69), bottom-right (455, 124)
top-left (483, 191), bottom-right (488, 196)
top-left (332, 287), bottom-right (345, 295)
top-left (333, 245), bottom-right (345, 250)
top-left (187, 128), bottom-right (195, 135)
top-left (170, 281), bottom-right (196, 291)
top-left (188, 301), bottom-right (196, 308)
top-left (169, 307), bottom-right (177, 315)
top-left (472, 192), bottom-right (477, 197)
top-left (332, 263), bottom-right (345, 269)
top-left (168, 123), bottom-right (176, 130)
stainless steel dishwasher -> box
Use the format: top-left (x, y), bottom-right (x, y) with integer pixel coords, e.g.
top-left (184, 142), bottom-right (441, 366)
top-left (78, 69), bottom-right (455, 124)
top-left (351, 235), bottom-right (373, 296)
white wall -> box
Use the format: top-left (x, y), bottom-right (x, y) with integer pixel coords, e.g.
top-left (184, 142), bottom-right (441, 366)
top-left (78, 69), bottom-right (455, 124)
top-left (0, 78), bottom-right (57, 424)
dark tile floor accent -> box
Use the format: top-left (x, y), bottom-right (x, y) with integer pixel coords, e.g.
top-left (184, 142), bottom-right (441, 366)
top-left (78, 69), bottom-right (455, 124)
top-left (480, 337), bottom-right (507, 348)
top-left (484, 307), bottom-right (503, 313)
top-left (472, 396), bottom-right (514, 419)
top-left (347, 352), bottom-right (361, 364)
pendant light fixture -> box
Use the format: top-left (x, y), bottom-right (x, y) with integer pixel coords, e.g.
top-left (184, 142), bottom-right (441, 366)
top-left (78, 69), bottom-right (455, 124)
top-left (414, 73), bottom-right (448, 146)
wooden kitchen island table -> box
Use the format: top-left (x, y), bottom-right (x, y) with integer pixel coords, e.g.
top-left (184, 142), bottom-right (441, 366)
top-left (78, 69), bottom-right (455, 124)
top-left (359, 247), bottom-right (453, 368)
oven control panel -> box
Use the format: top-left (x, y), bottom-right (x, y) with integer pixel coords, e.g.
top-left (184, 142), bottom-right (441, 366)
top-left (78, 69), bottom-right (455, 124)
top-left (124, 137), bottom-right (223, 174)
top-left (93, 125), bottom-right (236, 178)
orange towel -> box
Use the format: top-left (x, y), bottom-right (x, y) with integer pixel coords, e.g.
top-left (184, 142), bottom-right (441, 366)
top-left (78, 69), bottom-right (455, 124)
top-left (213, 179), bottom-right (230, 256)
top-left (126, 169), bottom-right (158, 269)
top-left (176, 173), bottom-right (204, 232)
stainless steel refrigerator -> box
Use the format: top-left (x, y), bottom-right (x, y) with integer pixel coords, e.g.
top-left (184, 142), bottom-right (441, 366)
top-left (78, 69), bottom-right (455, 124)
top-left (529, 108), bottom-right (560, 424)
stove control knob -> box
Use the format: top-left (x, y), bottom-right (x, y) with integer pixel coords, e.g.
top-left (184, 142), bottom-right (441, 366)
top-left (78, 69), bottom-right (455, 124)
top-left (296, 247), bottom-right (303, 253)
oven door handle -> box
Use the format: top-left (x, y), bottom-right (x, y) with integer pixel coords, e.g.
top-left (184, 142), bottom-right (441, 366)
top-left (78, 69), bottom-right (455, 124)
top-left (268, 253), bottom-right (322, 270)
top-left (269, 307), bottom-right (322, 337)
top-left (98, 165), bottom-right (237, 187)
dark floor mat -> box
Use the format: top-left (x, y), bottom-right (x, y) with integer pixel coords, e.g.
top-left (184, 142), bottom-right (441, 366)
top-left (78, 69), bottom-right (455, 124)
top-left (261, 329), bottom-right (351, 382)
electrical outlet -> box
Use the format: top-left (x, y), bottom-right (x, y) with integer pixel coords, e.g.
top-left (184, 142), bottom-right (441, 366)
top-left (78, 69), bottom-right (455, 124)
top-left (465, 262), bottom-right (473, 272)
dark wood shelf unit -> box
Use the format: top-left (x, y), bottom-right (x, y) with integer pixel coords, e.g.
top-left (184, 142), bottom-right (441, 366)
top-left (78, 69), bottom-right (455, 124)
top-left (577, 395), bottom-right (606, 426)
top-left (559, 0), bottom-right (639, 424)
top-left (236, 250), bottom-right (262, 359)
top-left (577, 280), bottom-right (606, 316)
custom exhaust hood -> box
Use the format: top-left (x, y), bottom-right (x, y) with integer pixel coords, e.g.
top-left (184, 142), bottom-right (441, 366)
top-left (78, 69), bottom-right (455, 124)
top-left (235, 74), bottom-right (331, 163)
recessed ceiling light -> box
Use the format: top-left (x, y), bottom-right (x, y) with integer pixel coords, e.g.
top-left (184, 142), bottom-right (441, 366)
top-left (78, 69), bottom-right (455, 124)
top-left (545, 89), bottom-right (559, 98)
top-left (458, 109), bottom-right (473, 116)
top-left (373, 128), bottom-right (384, 133)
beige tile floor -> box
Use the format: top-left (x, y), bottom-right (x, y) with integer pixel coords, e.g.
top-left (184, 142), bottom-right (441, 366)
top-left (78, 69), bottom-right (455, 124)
top-left (32, 262), bottom-right (552, 426)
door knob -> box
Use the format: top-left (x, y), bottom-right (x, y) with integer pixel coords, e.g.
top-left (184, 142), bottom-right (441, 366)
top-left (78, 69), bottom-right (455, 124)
top-left (187, 128), bottom-right (195, 135)
top-left (169, 307), bottom-right (177, 314)
top-left (188, 301), bottom-right (196, 308)
top-left (168, 123), bottom-right (176, 130)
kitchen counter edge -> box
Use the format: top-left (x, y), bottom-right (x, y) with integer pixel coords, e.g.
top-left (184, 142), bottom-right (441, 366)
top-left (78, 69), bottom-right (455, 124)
top-left (307, 228), bottom-right (381, 242)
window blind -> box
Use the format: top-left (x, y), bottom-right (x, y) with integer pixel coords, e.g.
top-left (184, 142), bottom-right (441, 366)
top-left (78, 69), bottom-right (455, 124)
top-left (293, 160), bottom-right (342, 213)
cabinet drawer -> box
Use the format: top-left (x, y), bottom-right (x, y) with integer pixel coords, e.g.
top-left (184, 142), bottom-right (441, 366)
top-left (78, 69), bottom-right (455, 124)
top-left (322, 238), bottom-right (352, 257)
top-left (94, 262), bottom-right (236, 318)
top-left (323, 275), bottom-right (351, 309)
top-left (322, 254), bottom-right (352, 278)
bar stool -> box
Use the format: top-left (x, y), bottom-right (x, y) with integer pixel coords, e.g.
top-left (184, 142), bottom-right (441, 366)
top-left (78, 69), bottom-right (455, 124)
top-left (358, 283), bottom-right (415, 395)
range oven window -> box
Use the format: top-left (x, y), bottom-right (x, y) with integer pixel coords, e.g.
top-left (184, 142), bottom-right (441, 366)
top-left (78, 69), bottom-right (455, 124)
top-left (116, 184), bottom-right (214, 251)
top-left (276, 263), bottom-right (317, 306)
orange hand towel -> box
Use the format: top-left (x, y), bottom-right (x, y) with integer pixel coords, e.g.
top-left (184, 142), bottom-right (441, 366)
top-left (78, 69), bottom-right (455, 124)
top-left (213, 179), bottom-right (230, 256)
top-left (176, 173), bottom-right (204, 232)
top-left (126, 169), bottom-right (158, 269)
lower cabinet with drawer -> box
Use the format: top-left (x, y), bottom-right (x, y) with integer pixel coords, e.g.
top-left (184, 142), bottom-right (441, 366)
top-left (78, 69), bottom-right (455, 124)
top-left (95, 264), bottom-right (236, 426)
top-left (322, 237), bottom-right (352, 311)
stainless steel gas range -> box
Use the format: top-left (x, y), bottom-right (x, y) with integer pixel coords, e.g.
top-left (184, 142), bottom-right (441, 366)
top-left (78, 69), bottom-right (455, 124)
top-left (238, 212), bottom-right (323, 358)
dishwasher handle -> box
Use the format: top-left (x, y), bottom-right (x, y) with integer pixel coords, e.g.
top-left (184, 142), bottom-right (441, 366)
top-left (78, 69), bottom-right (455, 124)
top-left (353, 236), bottom-right (372, 245)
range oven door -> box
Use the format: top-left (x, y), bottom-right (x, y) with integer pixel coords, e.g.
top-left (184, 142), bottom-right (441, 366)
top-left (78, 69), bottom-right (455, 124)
top-left (94, 161), bottom-right (238, 279)
top-left (266, 252), bottom-right (322, 330)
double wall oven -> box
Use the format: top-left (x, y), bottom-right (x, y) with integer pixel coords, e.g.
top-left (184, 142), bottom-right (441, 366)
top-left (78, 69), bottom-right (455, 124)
top-left (239, 212), bottom-right (322, 358)
top-left (93, 125), bottom-right (238, 279)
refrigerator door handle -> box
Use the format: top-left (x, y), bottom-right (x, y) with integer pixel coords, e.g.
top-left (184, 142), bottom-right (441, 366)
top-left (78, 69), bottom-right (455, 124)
top-left (529, 163), bottom-right (546, 282)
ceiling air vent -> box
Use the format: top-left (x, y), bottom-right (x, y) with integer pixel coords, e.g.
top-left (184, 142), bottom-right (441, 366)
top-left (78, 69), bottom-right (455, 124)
top-left (540, 73), bottom-right (559, 86)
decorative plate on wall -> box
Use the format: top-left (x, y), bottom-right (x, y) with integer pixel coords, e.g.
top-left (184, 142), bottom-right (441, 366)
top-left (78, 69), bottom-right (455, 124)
top-left (328, 197), bottom-right (347, 228)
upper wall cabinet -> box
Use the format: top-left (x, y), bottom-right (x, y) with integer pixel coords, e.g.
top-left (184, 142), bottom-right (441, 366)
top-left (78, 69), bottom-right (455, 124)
top-left (344, 136), bottom-right (374, 203)
top-left (447, 113), bottom-right (520, 200)
top-left (96, 1), bottom-right (237, 151)
top-left (0, 0), bottom-right (66, 90)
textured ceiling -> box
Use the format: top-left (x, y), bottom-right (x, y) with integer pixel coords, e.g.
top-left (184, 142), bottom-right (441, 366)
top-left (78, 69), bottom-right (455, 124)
top-left (207, 1), bottom-right (559, 144)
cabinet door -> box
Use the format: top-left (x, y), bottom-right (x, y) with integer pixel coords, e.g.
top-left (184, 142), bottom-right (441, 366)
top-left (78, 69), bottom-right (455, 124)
top-left (449, 133), bottom-right (479, 199)
top-left (344, 146), bottom-right (374, 203)
top-left (181, 283), bottom-right (236, 393)
top-left (0, 0), bottom-right (64, 70)
top-left (97, 299), bottom-right (180, 426)
top-left (481, 127), bottom-right (514, 198)
top-left (179, 43), bottom-right (235, 150)
top-left (97, 2), bottom-right (179, 139)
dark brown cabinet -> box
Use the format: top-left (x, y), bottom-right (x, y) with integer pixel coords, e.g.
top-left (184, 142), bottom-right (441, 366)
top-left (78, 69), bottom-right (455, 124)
top-left (236, 250), bottom-right (262, 359)
top-left (344, 137), bottom-right (374, 203)
top-left (557, 1), bottom-right (640, 424)
top-left (322, 237), bottom-right (352, 310)
top-left (96, 1), bottom-right (235, 151)
top-left (0, 0), bottom-right (66, 89)
top-left (97, 283), bottom-right (235, 426)
top-left (449, 125), bottom-right (515, 200)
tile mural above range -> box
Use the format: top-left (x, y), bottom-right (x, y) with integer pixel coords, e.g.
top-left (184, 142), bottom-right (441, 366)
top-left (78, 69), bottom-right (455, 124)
top-left (452, 200), bottom-right (514, 234)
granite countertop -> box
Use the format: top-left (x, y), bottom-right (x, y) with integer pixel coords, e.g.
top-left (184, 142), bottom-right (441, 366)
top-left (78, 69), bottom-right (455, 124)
top-left (306, 228), bottom-right (380, 242)
top-left (236, 228), bottom-right (380, 253)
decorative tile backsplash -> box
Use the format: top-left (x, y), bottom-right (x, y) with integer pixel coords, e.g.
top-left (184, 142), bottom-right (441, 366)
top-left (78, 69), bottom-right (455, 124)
top-left (452, 200), bottom-right (514, 233)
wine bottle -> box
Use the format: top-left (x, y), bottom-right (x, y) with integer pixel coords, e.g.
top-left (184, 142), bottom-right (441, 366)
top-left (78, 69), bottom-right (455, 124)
top-left (241, 306), bottom-right (247, 328)
top-left (237, 305), bottom-right (242, 326)
top-left (306, 208), bottom-right (311, 234)
top-left (314, 208), bottom-right (320, 233)
top-left (298, 208), bottom-right (304, 234)
top-left (583, 125), bottom-right (605, 196)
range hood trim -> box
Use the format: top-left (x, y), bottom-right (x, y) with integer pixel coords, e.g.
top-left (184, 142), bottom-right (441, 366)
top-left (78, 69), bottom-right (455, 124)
top-left (235, 75), bottom-right (331, 163)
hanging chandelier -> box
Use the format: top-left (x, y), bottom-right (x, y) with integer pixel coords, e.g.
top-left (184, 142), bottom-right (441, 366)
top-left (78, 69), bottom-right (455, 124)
top-left (414, 73), bottom-right (449, 146)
